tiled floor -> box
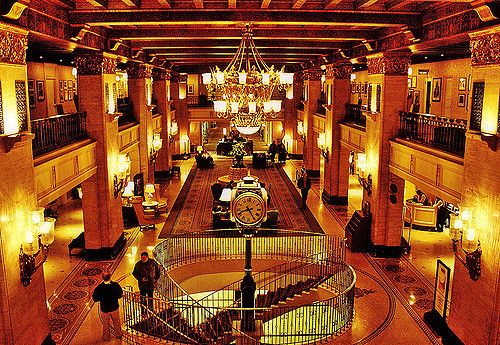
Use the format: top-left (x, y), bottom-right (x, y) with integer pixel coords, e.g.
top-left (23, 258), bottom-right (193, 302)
top-left (44, 136), bottom-right (455, 344)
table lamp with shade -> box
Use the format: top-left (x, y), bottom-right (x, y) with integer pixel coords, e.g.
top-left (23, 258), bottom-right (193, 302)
top-left (122, 187), bottom-right (134, 206)
top-left (144, 184), bottom-right (156, 202)
top-left (219, 188), bottom-right (232, 203)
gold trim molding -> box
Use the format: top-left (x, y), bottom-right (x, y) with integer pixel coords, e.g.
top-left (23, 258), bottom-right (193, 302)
top-left (367, 52), bottom-right (410, 76)
top-left (0, 24), bottom-right (28, 65)
top-left (326, 64), bottom-right (352, 79)
top-left (470, 27), bottom-right (500, 66)
top-left (75, 54), bottom-right (117, 75)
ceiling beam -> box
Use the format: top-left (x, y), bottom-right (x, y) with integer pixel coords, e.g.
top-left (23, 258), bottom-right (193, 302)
top-left (153, 0), bottom-right (171, 8)
top-left (324, 0), bottom-right (343, 9)
top-left (119, 0), bottom-right (140, 7)
top-left (109, 28), bottom-right (376, 40)
top-left (83, 0), bottom-right (108, 7)
top-left (193, 0), bottom-right (203, 8)
top-left (260, 0), bottom-right (271, 9)
top-left (69, 10), bottom-right (419, 27)
top-left (131, 40), bottom-right (352, 50)
top-left (292, 0), bottom-right (307, 9)
top-left (356, 0), bottom-right (382, 8)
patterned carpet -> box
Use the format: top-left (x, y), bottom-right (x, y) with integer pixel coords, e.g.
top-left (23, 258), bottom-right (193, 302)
top-left (48, 227), bottom-right (139, 344)
top-left (159, 158), bottom-right (323, 237)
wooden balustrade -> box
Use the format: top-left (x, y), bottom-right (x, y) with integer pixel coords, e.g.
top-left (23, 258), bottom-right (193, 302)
top-left (31, 112), bottom-right (87, 157)
top-left (398, 111), bottom-right (467, 156)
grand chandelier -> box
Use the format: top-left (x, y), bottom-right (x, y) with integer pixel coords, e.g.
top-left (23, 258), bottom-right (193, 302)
top-left (202, 24), bottom-right (294, 135)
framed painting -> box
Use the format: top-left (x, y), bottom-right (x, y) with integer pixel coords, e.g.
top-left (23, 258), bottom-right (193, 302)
top-left (187, 84), bottom-right (194, 94)
top-left (64, 80), bottom-right (68, 89)
top-left (28, 79), bottom-right (35, 92)
top-left (411, 76), bottom-right (417, 88)
top-left (433, 260), bottom-right (451, 318)
top-left (68, 80), bottom-right (73, 89)
top-left (432, 78), bottom-right (442, 102)
top-left (351, 82), bottom-right (356, 94)
top-left (407, 77), bottom-right (412, 88)
top-left (458, 77), bottom-right (467, 91)
top-left (36, 80), bottom-right (45, 101)
top-left (458, 93), bottom-right (466, 107)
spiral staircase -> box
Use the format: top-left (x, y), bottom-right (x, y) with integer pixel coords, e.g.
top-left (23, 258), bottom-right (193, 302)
top-left (122, 231), bottom-right (356, 345)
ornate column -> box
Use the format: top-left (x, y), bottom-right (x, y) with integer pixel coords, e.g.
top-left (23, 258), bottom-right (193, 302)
top-left (322, 63), bottom-right (352, 204)
top-left (76, 51), bottom-right (125, 259)
top-left (172, 73), bottom-right (189, 155)
top-left (152, 68), bottom-right (172, 171)
top-left (0, 23), bottom-right (52, 345)
top-left (303, 69), bottom-right (322, 176)
top-left (446, 27), bottom-right (500, 345)
top-left (283, 73), bottom-right (303, 155)
top-left (170, 75), bottom-right (180, 155)
top-left (126, 62), bottom-right (153, 181)
top-left (365, 52), bottom-right (410, 255)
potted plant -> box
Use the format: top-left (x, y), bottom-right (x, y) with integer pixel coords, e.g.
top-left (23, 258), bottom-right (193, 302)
top-left (229, 141), bottom-right (246, 168)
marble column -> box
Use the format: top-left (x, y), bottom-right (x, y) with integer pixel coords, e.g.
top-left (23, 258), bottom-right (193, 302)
top-left (302, 69), bottom-right (322, 176)
top-left (283, 74), bottom-right (303, 155)
top-left (126, 62), bottom-right (153, 182)
top-left (76, 51), bottom-right (125, 259)
top-left (364, 52), bottom-right (410, 254)
top-left (152, 68), bottom-right (172, 171)
top-left (172, 74), bottom-right (189, 154)
top-left (322, 63), bottom-right (352, 204)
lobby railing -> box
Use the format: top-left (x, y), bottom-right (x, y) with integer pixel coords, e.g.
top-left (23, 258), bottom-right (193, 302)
top-left (31, 112), bottom-right (87, 157)
top-left (398, 111), bottom-right (467, 156)
top-left (342, 103), bottom-right (366, 128)
top-left (120, 231), bottom-right (354, 344)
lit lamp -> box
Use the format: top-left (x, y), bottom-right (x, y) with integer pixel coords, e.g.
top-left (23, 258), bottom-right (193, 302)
top-left (297, 121), bottom-right (305, 142)
top-left (196, 146), bottom-right (203, 154)
top-left (283, 134), bottom-right (292, 152)
top-left (448, 210), bottom-right (481, 281)
top-left (122, 186), bottom-right (134, 206)
top-left (480, 110), bottom-right (498, 151)
top-left (356, 153), bottom-right (372, 196)
top-left (113, 154), bottom-right (131, 198)
top-left (20, 207), bottom-right (56, 286)
top-left (169, 121), bottom-right (178, 145)
top-left (150, 133), bottom-right (163, 165)
top-left (144, 184), bottom-right (156, 203)
top-left (180, 135), bottom-right (190, 155)
top-left (317, 132), bottom-right (329, 163)
top-left (219, 188), bottom-right (232, 203)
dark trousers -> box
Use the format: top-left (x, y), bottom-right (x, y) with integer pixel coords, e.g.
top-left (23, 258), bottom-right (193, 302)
top-left (300, 189), bottom-right (309, 208)
top-left (139, 287), bottom-right (154, 313)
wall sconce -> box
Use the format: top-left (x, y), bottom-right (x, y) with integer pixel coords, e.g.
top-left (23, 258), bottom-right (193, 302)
top-left (113, 154), bottom-right (131, 198)
top-left (169, 121), bottom-right (178, 145)
top-left (317, 132), bottom-right (329, 163)
top-left (297, 121), bottom-right (305, 142)
top-left (20, 207), bottom-right (56, 286)
top-left (448, 211), bottom-right (481, 281)
top-left (122, 181), bottom-right (135, 206)
top-left (480, 111), bottom-right (498, 150)
top-left (150, 133), bottom-right (163, 165)
top-left (356, 153), bottom-right (372, 196)
top-left (282, 134), bottom-right (293, 152)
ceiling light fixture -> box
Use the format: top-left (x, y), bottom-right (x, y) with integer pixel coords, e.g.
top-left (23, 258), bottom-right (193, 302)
top-left (202, 24), bottom-right (293, 135)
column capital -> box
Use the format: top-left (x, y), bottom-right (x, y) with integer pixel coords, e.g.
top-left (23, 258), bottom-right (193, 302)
top-left (366, 52), bottom-right (410, 76)
top-left (0, 23), bottom-right (28, 65)
top-left (303, 68), bottom-right (322, 81)
top-left (75, 52), bottom-right (117, 75)
top-left (469, 27), bottom-right (500, 66)
top-left (326, 63), bottom-right (353, 79)
top-left (152, 68), bottom-right (171, 81)
top-left (171, 73), bottom-right (187, 83)
top-left (125, 62), bottom-right (153, 79)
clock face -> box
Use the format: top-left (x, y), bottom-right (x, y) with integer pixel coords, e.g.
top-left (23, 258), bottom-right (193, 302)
top-left (232, 192), bottom-right (266, 226)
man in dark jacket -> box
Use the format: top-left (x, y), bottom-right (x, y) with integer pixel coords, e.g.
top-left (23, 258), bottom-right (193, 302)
top-left (297, 168), bottom-right (312, 209)
top-left (92, 271), bottom-right (123, 341)
top-left (132, 251), bottom-right (161, 314)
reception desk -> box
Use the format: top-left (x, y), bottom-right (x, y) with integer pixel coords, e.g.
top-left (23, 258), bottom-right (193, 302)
top-left (404, 200), bottom-right (438, 230)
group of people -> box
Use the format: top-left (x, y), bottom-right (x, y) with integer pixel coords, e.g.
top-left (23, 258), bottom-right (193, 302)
top-left (92, 251), bottom-right (161, 341)
top-left (413, 188), bottom-right (449, 232)
top-left (268, 139), bottom-right (287, 163)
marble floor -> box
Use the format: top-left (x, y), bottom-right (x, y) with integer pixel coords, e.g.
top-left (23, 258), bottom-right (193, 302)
top-left (42, 143), bottom-right (456, 345)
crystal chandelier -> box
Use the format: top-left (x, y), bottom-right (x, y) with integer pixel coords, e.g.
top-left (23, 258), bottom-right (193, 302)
top-left (202, 24), bottom-right (294, 135)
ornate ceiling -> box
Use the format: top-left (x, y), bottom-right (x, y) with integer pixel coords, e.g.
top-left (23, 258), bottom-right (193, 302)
top-left (2, 0), bottom-right (499, 72)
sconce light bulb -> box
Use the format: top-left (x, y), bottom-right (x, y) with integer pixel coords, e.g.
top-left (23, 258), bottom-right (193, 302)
top-left (466, 228), bottom-right (475, 242)
top-left (461, 209), bottom-right (471, 222)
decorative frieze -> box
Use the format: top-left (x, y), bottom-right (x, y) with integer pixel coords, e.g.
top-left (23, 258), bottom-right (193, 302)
top-left (126, 63), bottom-right (153, 79)
top-left (152, 68), bottom-right (171, 81)
top-left (326, 64), bottom-right (352, 79)
top-left (75, 54), bottom-right (117, 75)
top-left (303, 69), bottom-right (322, 81)
top-left (367, 53), bottom-right (410, 76)
top-left (0, 26), bottom-right (28, 65)
top-left (470, 29), bottom-right (500, 66)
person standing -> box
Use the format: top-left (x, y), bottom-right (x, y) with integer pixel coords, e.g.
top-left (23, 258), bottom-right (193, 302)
top-left (297, 168), bottom-right (312, 209)
top-left (132, 251), bottom-right (161, 314)
top-left (268, 140), bottom-right (277, 163)
top-left (92, 271), bottom-right (123, 341)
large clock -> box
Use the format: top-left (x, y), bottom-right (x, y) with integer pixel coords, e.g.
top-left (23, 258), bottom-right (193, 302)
top-left (231, 192), bottom-right (267, 227)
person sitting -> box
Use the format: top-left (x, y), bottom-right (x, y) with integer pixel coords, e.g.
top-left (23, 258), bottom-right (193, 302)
top-left (195, 150), bottom-right (214, 168)
top-left (414, 189), bottom-right (429, 206)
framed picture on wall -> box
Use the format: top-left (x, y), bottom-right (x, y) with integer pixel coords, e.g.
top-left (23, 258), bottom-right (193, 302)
top-left (351, 82), bottom-right (356, 94)
top-left (187, 84), bottom-right (194, 94)
top-left (407, 77), bottom-right (412, 88)
top-left (64, 80), bottom-right (68, 89)
top-left (458, 77), bottom-right (467, 91)
top-left (59, 89), bottom-right (64, 103)
top-left (432, 78), bottom-right (442, 102)
top-left (59, 80), bottom-right (64, 92)
top-left (28, 79), bottom-right (35, 92)
top-left (411, 76), bottom-right (417, 88)
top-left (68, 80), bottom-right (73, 89)
top-left (36, 80), bottom-right (45, 101)
top-left (458, 93), bottom-right (466, 107)
top-left (29, 93), bottom-right (36, 109)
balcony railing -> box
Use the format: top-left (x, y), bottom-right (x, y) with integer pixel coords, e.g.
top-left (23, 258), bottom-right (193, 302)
top-left (31, 112), bottom-right (87, 157)
top-left (342, 103), bottom-right (366, 128)
top-left (398, 111), bottom-right (467, 156)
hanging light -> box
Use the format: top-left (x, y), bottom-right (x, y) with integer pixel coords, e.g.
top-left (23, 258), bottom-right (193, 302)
top-left (203, 23), bottom-right (293, 135)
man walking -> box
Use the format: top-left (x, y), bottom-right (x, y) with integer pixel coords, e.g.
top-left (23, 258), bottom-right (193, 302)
top-left (297, 168), bottom-right (311, 209)
top-left (132, 251), bottom-right (161, 315)
top-left (92, 271), bottom-right (123, 341)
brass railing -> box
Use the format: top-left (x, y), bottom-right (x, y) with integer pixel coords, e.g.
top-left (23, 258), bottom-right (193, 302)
top-left (31, 112), bottom-right (87, 157)
top-left (398, 111), bottom-right (467, 156)
top-left (122, 231), bottom-right (355, 344)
